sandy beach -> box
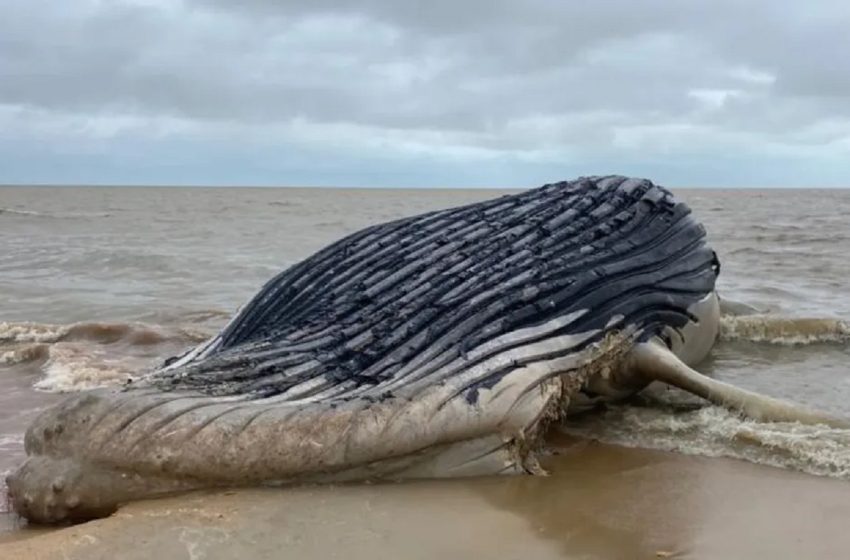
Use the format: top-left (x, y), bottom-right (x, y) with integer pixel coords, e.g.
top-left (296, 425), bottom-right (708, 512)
top-left (2, 438), bottom-right (848, 560)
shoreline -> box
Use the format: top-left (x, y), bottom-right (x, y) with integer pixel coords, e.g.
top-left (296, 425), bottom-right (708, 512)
top-left (2, 440), bottom-right (849, 559)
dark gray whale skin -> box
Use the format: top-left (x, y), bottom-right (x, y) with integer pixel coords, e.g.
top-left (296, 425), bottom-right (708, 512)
top-left (156, 175), bottom-right (719, 398)
top-left (8, 175), bottom-right (723, 523)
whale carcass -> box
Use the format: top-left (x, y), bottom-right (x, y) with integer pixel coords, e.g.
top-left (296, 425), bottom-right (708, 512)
top-left (7, 176), bottom-right (843, 523)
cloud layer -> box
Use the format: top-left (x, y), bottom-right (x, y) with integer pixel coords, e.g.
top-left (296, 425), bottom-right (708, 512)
top-left (1, 0), bottom-right (848, 186)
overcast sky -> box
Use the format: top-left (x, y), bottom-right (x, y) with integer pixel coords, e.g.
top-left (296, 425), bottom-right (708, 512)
top-left (1, 1), bottom-right (848, 187)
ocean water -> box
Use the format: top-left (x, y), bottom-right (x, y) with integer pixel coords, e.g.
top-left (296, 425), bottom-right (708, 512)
top-left (1, 186), bottom-right (849, 511)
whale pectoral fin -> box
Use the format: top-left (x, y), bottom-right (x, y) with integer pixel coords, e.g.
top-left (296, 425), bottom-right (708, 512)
top-left (629, 340), bottom-right (849, 428)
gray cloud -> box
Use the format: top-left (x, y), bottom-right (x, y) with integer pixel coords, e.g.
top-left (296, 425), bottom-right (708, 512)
top-left (0, 0), bottom-right (848, 186)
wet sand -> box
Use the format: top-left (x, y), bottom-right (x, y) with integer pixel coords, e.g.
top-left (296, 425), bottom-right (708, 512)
top-left (2, 439), bottom-right (848, 560)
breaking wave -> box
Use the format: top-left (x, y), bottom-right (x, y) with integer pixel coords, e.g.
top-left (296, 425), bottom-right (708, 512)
top-left (0, 319), bottom-right (215, 392)
top-left (0, 343), bottom-right (49, 365)
top-left (0, 321), bottom-right (209, 346)
top-left (562, 404), bottom-right (850, 480)
top-left (0, 206), bottom-right (112, 219)
top-left (0, 207), bottom-right (49, 218)
top-left (719, 315), bottom-right (850, 345)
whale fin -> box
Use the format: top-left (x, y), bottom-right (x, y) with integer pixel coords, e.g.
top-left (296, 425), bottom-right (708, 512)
top-left (630, 340), bottom-right (849, 428)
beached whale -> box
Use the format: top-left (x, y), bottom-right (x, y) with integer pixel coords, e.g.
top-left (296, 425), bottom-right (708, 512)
top-left (7, 176), bottom-right (844, 523)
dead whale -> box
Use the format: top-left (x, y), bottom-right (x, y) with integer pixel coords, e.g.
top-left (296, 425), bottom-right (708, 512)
top-left (7, 175), bottom-right (844, 523)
